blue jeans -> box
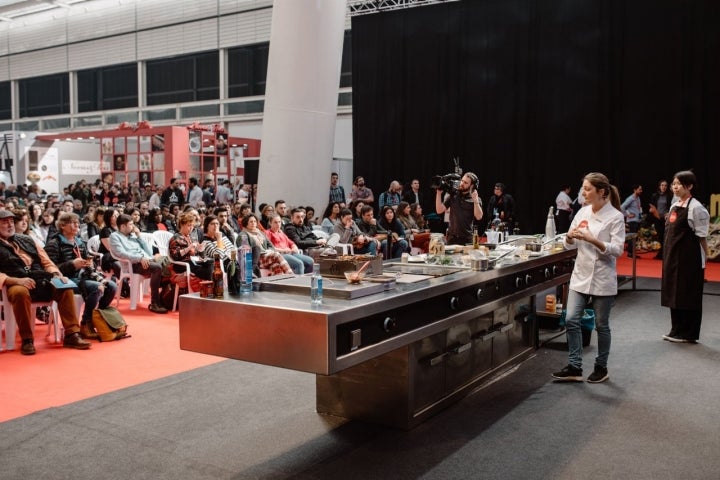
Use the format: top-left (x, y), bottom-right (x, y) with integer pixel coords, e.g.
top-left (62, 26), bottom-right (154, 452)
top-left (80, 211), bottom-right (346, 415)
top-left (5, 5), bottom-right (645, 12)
top-left (565, 290), bottom-right (614, 370)
top-left (283, 253), bottom-right (314, 274)
top-left (355, 241), bottom-right (377, 256)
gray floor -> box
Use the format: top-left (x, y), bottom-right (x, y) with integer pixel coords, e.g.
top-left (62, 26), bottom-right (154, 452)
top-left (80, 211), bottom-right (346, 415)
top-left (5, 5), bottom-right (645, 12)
top-left (2, 278), bottom-right (719, 480)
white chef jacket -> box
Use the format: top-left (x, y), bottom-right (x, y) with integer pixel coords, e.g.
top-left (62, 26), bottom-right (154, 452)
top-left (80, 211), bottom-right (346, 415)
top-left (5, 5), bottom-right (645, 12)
top-left (564, 201), bottom-right (626, 296)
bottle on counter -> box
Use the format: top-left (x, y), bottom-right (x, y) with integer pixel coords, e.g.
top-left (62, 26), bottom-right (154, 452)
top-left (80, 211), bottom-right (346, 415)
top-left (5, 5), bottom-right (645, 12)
top-left (311, 263), bottom-right (323, 306)
top-left (545, 206), bottom-right (556, 241)
top-left (227, 249), bottom-right (240, 296)
top-left (472, 228), bottom-right (479, 249)
top-left (212, 253), bottom-right (224, 299)
top-left (239, 235), bottom-right (253, 294)
top-left (491, 210), bottom-right (501, 230)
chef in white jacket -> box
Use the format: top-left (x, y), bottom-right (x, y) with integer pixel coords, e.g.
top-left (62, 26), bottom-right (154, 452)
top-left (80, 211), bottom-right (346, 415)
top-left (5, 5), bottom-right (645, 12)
top-left (552, 172), bottom-right (625, 384)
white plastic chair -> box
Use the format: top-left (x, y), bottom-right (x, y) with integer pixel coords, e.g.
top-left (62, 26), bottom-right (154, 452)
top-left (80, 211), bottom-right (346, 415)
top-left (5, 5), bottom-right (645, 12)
top-left (152, 230), bottom-right (173, 257)
top-left (153, 229), bottom-right (202, 311)
top-left (1, 285), bottom-right (61, 351)
top-left (109, 234), bottom-right (153, 311)
top-left (115, 258), bottom-right (149, 310)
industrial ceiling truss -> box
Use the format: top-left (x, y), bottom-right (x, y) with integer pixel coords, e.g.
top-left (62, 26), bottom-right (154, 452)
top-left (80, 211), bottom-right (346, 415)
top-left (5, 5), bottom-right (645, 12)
top-left (347, 0), bottom-right (458, 17)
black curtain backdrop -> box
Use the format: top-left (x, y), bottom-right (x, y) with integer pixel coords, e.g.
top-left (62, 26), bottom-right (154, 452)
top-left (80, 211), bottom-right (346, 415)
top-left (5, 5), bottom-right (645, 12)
top-left (351, 0), bottom-right (719, 234)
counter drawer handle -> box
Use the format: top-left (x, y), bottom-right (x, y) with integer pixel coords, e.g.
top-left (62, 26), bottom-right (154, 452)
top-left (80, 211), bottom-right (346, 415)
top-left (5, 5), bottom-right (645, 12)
top-left (475, 330), bottom-right (498, 341)
top-left (429, 353), bottom-right (447, 366)
top-left (498, 323), bottom-right (514, 333)
top-left (452, 342), bottom-right (472, 354)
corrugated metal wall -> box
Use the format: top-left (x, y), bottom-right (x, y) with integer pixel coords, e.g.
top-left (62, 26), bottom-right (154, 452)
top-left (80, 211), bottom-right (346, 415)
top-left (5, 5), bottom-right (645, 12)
top-left (0, 0), bottom-right (274, 81)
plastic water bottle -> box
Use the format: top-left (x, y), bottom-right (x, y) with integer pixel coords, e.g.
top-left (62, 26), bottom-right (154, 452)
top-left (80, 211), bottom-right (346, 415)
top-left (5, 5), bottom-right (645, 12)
top-left (545, 206), bottom-right (556, 241)
top-left (311, 263), bottom-right (323, 306)
top-left (239, 235), bottom-right (253, 294)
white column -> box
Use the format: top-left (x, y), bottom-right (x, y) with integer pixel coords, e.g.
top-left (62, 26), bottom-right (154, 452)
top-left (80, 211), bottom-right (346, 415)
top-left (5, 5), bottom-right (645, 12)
top-left (258, 0), bottom-right (347, 212)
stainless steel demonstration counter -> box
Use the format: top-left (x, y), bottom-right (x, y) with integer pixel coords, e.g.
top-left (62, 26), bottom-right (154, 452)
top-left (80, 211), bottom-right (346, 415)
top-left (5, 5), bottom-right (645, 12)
top-left (179, 245), bottom-right (576, 429)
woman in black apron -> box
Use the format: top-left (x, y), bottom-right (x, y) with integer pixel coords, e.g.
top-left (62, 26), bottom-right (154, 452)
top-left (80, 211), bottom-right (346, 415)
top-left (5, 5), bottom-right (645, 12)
top-left (661, 171), bottom-right (710, 343)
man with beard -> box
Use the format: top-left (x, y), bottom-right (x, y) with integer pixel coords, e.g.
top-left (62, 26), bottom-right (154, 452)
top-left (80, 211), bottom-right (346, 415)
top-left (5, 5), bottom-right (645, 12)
top-left (160, 178), bottom-right (185, 207)
top-left (435, 172), bottom-right (483, 245)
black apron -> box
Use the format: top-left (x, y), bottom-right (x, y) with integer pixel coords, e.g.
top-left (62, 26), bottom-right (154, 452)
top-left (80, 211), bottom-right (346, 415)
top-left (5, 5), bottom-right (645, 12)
top-left (661, 198), bottom-right (703, 309)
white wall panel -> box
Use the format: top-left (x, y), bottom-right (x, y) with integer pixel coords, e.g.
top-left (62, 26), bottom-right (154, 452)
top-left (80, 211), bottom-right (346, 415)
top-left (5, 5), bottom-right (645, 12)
top-left (68, 33), bottom-right (137, 71)
top-left (0, 57), bottom-right (9, 82)
top-left (137, 0), bottom-right (218, 30)
top-left (219, 9), bottom-right (272, 48)
top-left (67, 3), bottom-right (137, 43)
top-left (137, 18), bottom-right (218, 60)
top-left (219, 0), bottom-right (273, 16)
top-left (8, 18), bottom-right (67, 54)
top-left (10, 46), bottom-right (68, 79)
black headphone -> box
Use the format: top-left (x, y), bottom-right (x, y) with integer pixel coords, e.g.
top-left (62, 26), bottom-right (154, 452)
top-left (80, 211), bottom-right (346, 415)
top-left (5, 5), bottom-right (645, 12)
top-left (465, 172), bottom-right (479, 191)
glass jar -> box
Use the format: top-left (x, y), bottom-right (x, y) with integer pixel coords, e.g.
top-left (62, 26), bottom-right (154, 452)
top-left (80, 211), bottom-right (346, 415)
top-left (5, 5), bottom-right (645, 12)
top-left (428, 233), bottom-right (446, 257)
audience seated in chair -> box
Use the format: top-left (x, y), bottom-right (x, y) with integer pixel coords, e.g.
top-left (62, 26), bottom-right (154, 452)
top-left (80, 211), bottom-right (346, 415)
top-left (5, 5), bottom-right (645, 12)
top-left (109, 214), bottom-right (168, 314)
top-left (333, 208), bottom-right (378, 256)
top-left (236, 214), bottom-right (293, 276)
top-left (266, 214), bottom-right (314, 274)
top-left (378, 205), bottom-right (411, 259)
top-left (45, 212), bottom-right (118, 340)
top-left (0, 209), bottom-right (91, 355)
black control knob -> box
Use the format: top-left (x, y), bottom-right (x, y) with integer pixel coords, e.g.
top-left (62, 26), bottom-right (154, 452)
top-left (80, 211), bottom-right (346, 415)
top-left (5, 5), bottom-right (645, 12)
top-left (515, 277), bottom-right (524, 288)
top-left (450, 296), bottom-right (460, 311)
top-left (552, 265), bottom-right (559, 276)
top-left (476, 288), bottom-right (484, 301)
top-left (544, 267), bottom-right (551, 279)
top-left (383, 317), bottom-right (397, 333)
top-left (525, 274), bottom-right (532, 285)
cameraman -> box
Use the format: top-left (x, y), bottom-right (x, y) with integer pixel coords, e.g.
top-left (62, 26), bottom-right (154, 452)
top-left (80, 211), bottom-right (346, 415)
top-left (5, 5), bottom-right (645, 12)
top-left (435, 172), bottom-right (483, 245)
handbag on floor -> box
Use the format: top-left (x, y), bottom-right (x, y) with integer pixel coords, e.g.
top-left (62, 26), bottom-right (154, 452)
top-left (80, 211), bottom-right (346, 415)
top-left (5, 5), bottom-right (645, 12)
top-left (91, 306), bottom-right (129, 342)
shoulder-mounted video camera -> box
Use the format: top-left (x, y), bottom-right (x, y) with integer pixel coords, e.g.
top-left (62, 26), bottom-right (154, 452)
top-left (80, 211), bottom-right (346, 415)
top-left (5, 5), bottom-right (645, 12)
top-left (431, 157), bottom-right (476, 195)
top-left (431, 173), bottom-right (462, 195)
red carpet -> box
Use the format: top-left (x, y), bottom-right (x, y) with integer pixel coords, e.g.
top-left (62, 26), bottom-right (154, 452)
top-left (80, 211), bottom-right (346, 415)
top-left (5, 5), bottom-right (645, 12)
top-left (616, 251), bottom-right (720, 282)
top-left (0, 301), bottom-right (222, 423)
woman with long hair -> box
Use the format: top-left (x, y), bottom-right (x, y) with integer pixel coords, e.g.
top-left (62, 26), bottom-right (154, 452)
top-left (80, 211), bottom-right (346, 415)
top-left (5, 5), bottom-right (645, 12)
top-left (396, 201), bottom-right (431, 253)
top-left (86, 205), bottom-right (106, 239)
top-left (237, 214), bottom-right (293, 276)
top-left (552, 172), bottom-right (624, 384)
top-left (37, 207), bottom-right (58, 244)
top-left (266, 213), bottom-right (314, 274)
top-left (98, 207), bottom-right (121, 278)
top-left (12, 208), bottom-right (44, 247)
top-left (410, 202), bottom-right (427, 230)
top-left (350, 200), bottom-right (365, 222)
top-left (321, 202), bottom-right (342, 234)
top-left (377, 205), bottom-right (411, 259)
top-left (26, 203), bottom-right (46, 246)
